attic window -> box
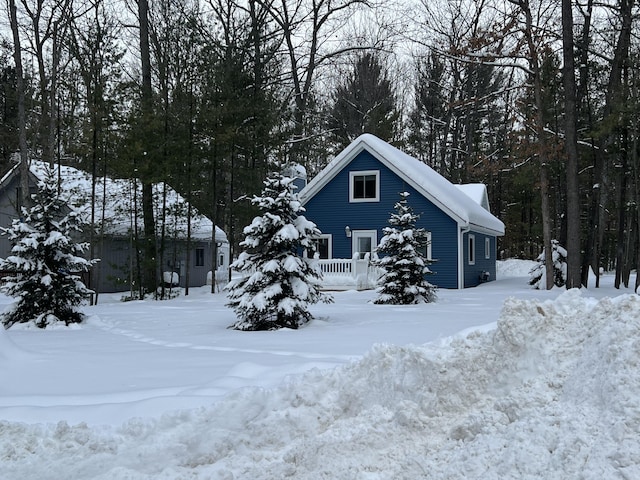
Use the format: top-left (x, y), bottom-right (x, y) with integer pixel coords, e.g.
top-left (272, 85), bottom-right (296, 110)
top-left (349, 170), bottom-right (379, 202)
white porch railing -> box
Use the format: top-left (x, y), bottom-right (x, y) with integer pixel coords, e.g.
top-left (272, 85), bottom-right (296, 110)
top-left (227, 254), bottom-right (384, 291)
top-left (316, 255), bottom-right (384, 291)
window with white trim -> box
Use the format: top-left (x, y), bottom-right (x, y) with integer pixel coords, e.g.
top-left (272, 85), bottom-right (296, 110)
top-left (417, 231), bottom-right (432, 260)
top-left (309, 234), bottom-right (332, 259)
top-left (485, 237), bottom-right (491, 259)
top-left (352, 230), bottom-right (377, 259)
top-left (349, 170), bottom-right (379, 202)
top-left (468, 234), bottom-right (475, 265)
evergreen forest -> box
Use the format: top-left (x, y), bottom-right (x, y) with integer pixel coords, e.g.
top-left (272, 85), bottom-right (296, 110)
top-left (1, 0), bottom-right (639, 292)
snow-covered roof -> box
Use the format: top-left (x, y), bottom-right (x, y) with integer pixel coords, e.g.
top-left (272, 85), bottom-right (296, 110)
top-left (1, 160), bottom-right (228, 243)
top-left (299, 134), bottom-right (505, 235)
top-left (455, 184), bottom-right (491, 212)
top-left (283, 163), bottom-right (307, 181)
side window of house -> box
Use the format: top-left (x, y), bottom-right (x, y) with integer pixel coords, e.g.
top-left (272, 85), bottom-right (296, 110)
top-left (309, 235), bottom-right (331, 259)
top-left (218, 254), bottom-right (224, 268)
top-left (349, 170), bottom-right (379, 202)
top-left (468, 234), bottom-right (475, 265)
top-left (485, 237), bottom-right (491, 259)
top-left (195, 247), bottom-right (205, 267)
top-left (416, 231), bottom-right (432, 260)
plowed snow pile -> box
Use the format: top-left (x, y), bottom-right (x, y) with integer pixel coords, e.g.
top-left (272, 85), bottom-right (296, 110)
top-left (2, 290), bottom-right (639, 479)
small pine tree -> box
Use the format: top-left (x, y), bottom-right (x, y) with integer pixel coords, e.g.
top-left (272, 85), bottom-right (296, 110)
top-left (529, 239), bottom-right (567, 289)
top-left (374, 192), bottom-right (437, 305)
top-left (226, 165), bottom-right (333, 330)
top-left (0, 169), bottom-right (97, 328)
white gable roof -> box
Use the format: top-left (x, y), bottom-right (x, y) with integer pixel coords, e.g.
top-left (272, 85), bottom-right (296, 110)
top-left (455, 184), bottom-right (491, 212)
top-left (2, 160), bottom-right (228, 243)
top-left (299, 134), bottom-right (504, 236)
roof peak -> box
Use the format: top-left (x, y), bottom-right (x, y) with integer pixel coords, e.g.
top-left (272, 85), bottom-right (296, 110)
top-left (300, 134), bottom-right (504, 235)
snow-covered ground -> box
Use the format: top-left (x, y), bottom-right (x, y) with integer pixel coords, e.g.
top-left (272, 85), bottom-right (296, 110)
top-left (1, 259), bottom-right (639, 479)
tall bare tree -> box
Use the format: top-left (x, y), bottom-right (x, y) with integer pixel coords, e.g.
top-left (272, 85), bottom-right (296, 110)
top-left (562, 0), bottom-right (581, 288)
top-left (255, 0), bottom-right (374, 162)
top-left (516, 0), bottom-right (554, 289)
top-left (137, 0), bottom-right (159, 296)
top-left (19, 0), bottom-right (73, 165)
top-left (7, 0), bottom-right (29, 206)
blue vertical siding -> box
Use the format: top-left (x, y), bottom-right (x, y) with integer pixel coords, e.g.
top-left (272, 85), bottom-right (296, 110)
top-left (303, 149), bottom-right (461, 289)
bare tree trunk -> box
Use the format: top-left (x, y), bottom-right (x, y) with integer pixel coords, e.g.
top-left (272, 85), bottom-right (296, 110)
top-left (606, 0), bottom-right (633, 289)
top-left (635, 155), bottom-right (640, 293)
top-left (159, 183), bottom-right (168, 299)
top-left (132, 179), bottom-right (143, 298)
top-left (614, 128), bottom-right (629, 289)
top-left (633, 78), bottom-right (640, 293)
top-left (613, 188), bottom-right (626, 289)
top-left (210, 146), bottom-right (218, 294)
top-left (520, 0), bottom-right (553, 289)
top-left (562, 0), bottom-right (582, 288)
top-left (141, 182), bottom-right (157, 296)
top-left (138, 0), bottom-right (158, 296)
top-left (8, 0), bottom-right (30, 207)
top-left (576, 0), bottom-right (598, 288)
top-left (185, 86), bottom-right (194, 296)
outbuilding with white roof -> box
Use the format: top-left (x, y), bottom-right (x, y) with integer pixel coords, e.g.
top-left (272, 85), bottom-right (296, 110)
top-left (0, 160), bottom-right (229, 293)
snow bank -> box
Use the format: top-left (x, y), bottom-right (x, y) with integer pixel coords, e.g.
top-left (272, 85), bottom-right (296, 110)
top-left (497, 258), bottom-right (537, 278)
top-left (2, 291), bottom-right (639, 479)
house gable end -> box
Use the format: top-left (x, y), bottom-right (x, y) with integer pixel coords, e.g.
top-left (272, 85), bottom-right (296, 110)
top-left (302, 149), bottom-right (461, 288)
top-left (300, 134), bottom-right (504, 236)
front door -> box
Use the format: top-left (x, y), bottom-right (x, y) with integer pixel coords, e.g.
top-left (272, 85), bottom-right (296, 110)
top-left (352, 230), bottom-right (377, 259)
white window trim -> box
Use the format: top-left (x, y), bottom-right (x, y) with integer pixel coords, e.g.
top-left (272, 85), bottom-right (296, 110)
top-left (426, 231), bottom-right (432, 261)
top-left (306, 234), bottom-right (332, 259)
top-left (352, 230), bottom-right (378, 259)
top-left (349, 170), bottom-right (380, 203)
top-left (468, 234), bottom-right (475, 265)
top-left (485, 237), bottom-right (491, 259)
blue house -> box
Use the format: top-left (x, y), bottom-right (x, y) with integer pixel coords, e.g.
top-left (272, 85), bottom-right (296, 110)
top-left (298, 134), bottom-right (505, 289)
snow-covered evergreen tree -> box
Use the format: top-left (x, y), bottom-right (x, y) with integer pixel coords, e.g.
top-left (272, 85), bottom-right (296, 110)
top-left (0, 169), bottom-right (97, 328)
top-left (226, 165), bottom-right (332, 330)
top-left (374, 192), bottom-right (437, 304)
top-left (529, 239), bottom-right (567, 289)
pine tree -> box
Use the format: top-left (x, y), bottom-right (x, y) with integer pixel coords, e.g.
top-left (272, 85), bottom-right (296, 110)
top-left (529, 239), bottom-right (567, 289)
top-left (327, 52), bottom-right (399, 150)
top-left (0, 169), bottom-right (97, 328)
top-left (226, 165), bottom-right (332, 330)
top-left (374, 192), bottom-right (437, 305)
top-left (407, 53), bottom-right (446, 169)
